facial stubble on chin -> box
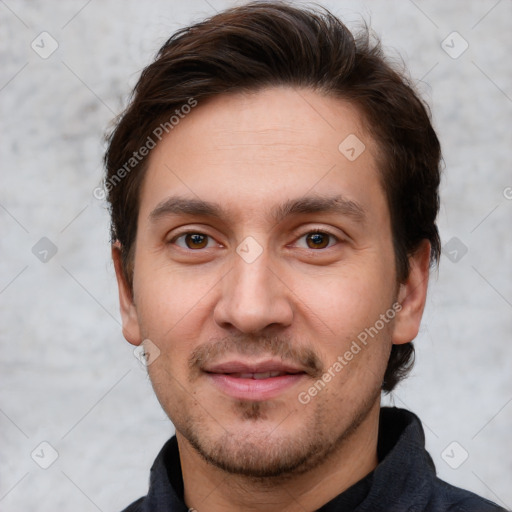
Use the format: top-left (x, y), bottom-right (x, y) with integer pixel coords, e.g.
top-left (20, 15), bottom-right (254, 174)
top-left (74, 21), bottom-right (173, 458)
top-left (178, 384), bottom-right (381, 482)
top-left (168, 334), bottom-right (382, 481)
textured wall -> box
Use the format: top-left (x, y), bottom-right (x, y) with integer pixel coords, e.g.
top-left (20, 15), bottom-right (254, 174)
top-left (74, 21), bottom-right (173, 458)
top-left (1, 1), bottom-right (511, 510)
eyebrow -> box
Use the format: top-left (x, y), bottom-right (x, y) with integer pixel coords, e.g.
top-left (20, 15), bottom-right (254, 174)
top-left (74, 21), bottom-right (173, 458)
top-left (149, 194), bottom-right (366, 225)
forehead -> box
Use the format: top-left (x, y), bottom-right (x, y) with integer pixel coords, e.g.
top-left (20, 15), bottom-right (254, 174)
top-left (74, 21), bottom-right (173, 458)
top-left (138, 87), bottom-right (387, 226)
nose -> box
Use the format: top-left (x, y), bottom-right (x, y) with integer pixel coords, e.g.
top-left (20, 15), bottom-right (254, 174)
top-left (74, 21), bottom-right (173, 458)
top-left (213, 247), bottom-right (294, 334)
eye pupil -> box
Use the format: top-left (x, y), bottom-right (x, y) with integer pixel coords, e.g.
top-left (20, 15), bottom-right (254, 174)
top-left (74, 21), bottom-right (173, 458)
top-left (186, 233), bottom-right (208, 249)
top-left (307, 232), bottom-right (329, 249)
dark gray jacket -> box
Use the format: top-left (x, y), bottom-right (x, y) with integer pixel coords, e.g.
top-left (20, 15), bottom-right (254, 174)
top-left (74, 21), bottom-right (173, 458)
top-left (121, 407), bottom-right (507, 511)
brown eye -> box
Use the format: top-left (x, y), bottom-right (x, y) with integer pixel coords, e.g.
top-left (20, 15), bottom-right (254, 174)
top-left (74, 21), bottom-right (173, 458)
top-left (305, 232), bottom-right (331, 249)
top-left (172, 232), bottom-right (214, 250)
top-left (184, 233), bottom-right (209, 249)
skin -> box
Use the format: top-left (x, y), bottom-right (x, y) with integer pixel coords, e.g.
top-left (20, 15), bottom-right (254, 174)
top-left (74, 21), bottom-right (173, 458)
top-left (113, 87), bottom-right (431, 512)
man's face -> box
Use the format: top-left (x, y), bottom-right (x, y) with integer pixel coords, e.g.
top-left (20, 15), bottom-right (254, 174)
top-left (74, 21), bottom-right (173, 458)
top-left (118, 87), bottom-right (407, 477)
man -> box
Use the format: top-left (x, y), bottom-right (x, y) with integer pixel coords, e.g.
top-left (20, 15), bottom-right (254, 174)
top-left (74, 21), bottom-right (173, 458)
top-left (104, 2), bottom-right (506, 511)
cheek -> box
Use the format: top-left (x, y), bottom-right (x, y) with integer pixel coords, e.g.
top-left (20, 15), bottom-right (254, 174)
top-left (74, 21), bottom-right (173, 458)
top-left (134, 255), bottom-right (212, 326)
top-left (293, 263), bottom-right (394, 333)
top-left (132, 257), bottom-right (226, 371)
top-left (290, 261), bottom-right (396, 395)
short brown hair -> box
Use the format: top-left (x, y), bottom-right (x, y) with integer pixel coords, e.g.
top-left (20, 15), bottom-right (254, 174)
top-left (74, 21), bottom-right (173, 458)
top-left (104, 1), bottom-right (441, 392)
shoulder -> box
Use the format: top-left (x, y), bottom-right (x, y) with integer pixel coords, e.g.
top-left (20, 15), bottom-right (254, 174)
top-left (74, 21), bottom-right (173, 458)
top-left (119, 496), bottom-right (144, 512)
top-left (426, 476), bottom-right (508, 512)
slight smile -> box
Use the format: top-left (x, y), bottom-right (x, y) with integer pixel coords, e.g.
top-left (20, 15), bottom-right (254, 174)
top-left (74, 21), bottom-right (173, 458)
top-left (204, 360), bottom-right (308, 401)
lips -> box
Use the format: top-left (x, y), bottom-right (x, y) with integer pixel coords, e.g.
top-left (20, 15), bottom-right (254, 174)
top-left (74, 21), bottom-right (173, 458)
top-left (232, 371), bottom-right (287, 379)
top-left (204, 360), bottom-right (304, 375)
top-left (203, 360), bottom-right (306, 401)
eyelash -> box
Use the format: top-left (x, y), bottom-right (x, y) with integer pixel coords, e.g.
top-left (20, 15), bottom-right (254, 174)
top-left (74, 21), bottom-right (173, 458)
top-left (170, 232), bottom-right (219, 250)
top-left (293, 230), bottom-right (340, 250)
top-left (169, 229), bottom-right (342, 250)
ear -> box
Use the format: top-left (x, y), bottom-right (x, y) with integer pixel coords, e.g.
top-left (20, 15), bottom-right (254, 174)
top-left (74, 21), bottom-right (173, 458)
top-left (112, 242), bottom-right (142, 346)
top-left (392, 240), bottom-right (431, 345)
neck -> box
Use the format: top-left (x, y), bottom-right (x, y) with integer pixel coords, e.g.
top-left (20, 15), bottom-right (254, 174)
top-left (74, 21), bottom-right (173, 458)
top-left (178, 401), bottom-right (380, 512)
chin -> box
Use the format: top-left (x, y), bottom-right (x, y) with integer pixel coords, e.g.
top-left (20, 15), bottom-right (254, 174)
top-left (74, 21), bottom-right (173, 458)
top-left (185, 420), bottom-right (328, 479)
top-left (175, 396), bottom-right (359, 480)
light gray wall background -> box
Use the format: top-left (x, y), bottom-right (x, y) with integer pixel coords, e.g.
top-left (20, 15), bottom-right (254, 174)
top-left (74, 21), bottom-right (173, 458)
top-left (1, 1), bottom-right (511, 511)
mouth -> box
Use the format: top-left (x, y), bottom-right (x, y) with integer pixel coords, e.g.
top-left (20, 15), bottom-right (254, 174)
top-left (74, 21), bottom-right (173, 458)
top-left (225, 371), bottom-right (296, 379)
top-left (203, 360), bottom-right (307, 401)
